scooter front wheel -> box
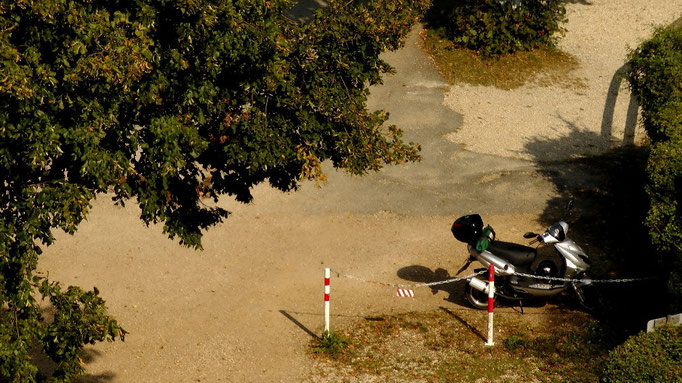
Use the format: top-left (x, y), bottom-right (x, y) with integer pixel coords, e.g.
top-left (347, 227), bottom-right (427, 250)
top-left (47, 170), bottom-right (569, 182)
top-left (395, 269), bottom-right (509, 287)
top-left (572, 279), bottom-right (603, 312)
top-left (465, 278), bottom-right (495, 310)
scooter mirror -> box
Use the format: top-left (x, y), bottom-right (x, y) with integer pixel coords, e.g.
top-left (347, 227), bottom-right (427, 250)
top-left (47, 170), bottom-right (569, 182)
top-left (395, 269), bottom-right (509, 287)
top-left (523, 232), bottom-right (537, 239)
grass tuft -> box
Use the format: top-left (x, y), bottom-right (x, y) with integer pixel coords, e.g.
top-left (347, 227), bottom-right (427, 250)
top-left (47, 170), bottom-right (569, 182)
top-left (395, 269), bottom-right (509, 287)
top-left (311, 330), bottom-right (354, 360)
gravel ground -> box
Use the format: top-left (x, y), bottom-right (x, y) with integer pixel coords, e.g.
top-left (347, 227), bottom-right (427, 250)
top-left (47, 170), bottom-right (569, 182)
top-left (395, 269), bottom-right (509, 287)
top-left (443, 1), bottom-right (681, 161)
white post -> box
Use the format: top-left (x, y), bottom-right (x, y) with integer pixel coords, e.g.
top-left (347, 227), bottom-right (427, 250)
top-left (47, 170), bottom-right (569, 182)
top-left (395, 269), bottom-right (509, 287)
top-left (324, 268), bottom-right (330, 335)
top-left (485, 264), bottom-right (495, 346)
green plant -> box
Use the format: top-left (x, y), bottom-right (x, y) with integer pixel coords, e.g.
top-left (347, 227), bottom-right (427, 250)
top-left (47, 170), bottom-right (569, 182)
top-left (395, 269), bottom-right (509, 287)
top-left (601, 326), bottom-right (682, 383)
top-left (312, 331), bottom-right (353, 359)
top-left (503, 332), bottom-right (531, 350)
top-left (627, 19), bottom-right (682, 310)
top-left (425, 0), bottom-right (567, 56)
top-left (0, 0), bottom-right (428, 380)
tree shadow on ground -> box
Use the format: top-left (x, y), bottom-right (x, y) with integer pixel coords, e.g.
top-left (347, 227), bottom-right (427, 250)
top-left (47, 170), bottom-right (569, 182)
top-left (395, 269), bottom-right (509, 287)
top-left (525, 122), bottom-right (668, 342)
top-left (32, 348), bottom-right (115, 383)
top-left (76, 369), bottom-right (116, 383)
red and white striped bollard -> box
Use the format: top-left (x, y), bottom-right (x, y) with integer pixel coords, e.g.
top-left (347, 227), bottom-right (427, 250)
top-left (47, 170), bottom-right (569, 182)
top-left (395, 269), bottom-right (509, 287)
top-left (485, 264), bottom-right (495, 346)
top-left (324, 268), bottom-right (330, 334)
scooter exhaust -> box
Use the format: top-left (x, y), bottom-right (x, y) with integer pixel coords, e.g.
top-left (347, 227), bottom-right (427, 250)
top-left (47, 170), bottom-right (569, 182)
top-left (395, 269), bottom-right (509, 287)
top-left (468, 277), bottom-right (490, 294)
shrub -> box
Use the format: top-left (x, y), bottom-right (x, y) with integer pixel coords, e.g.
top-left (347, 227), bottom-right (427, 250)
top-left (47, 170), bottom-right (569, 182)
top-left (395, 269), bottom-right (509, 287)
top-left (627, 20), bottom-right (682, 310)
top-left (601, 326), bottom-right (682, 383)
top-left (425, 0), bottom-right (567, 56)
top-left (628, 24), bottom-right (682, 143)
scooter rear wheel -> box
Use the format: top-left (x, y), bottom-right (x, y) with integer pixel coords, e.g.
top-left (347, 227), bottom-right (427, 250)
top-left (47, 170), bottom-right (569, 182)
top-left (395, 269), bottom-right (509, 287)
top-left (465, 278), bottom-right (495, 310)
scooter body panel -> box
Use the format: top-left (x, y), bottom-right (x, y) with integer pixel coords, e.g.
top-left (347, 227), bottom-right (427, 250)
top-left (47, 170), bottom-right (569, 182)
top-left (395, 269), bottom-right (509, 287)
top-left (554, 239), bottom-right (589, 278)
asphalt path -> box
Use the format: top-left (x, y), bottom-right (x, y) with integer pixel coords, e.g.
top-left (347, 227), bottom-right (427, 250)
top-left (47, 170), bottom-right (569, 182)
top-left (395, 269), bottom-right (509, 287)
top-left (244, 27), bottom-right (559, 218)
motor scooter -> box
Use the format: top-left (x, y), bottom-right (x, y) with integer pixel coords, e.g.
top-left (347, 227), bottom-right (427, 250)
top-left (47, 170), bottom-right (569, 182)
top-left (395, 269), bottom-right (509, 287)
top-left (452, 201), bottom-right (597, 311)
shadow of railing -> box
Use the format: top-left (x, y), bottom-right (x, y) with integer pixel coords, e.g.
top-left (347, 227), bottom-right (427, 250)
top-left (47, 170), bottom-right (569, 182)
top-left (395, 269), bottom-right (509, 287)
top-left (601, 64), bottom-right (639, 145)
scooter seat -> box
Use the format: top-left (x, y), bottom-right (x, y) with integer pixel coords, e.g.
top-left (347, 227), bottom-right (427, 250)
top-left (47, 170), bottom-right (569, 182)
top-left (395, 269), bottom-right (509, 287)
top-left (486, 241), bottom-right (536, 266)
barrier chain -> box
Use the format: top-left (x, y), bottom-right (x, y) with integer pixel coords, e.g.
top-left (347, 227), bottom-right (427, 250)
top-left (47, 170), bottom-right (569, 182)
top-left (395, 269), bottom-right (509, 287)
top-left (328, 268), bottom-right (486, 289)
top-left (512, 271), bottom-right (656, 284)
top-left (329, 268), bottom-right (653, 288)
top-left (325, 266), bottom-right (654, 347)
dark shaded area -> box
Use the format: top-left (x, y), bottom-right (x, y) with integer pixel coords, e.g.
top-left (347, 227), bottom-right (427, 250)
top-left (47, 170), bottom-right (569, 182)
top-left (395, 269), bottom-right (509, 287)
top-left (32, 348), bottom-right (116, 383)
top-left (526, 125), bottom-right (668, 341)
top-left (363, 316), bottom-right (386, 322)
top-left (76, 370), bottom-right (116, 383)
top-left (422, 0), bottom-right (454, 31)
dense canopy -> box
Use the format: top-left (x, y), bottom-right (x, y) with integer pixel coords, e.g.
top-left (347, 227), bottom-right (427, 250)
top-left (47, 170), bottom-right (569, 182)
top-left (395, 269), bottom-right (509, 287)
top-left (0, 0), bottom-right (428, 380)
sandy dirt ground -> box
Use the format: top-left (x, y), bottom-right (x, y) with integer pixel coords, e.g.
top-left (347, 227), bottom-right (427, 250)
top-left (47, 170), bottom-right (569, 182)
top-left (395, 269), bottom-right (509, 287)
top-left (37, 2), bottom-right (680, 382)
top-left (444, 0), bottom-right (681, 161)
top-left (42, 199), bottom-right (540, 382)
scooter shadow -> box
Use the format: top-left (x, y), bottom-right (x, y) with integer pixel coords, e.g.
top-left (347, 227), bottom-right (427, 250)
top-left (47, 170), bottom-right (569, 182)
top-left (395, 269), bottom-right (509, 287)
top-left (396, 265), bottom-right (469, 306)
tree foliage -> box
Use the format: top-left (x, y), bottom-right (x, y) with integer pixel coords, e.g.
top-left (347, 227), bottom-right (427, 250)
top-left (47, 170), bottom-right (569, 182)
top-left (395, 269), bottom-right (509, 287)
top-left (0, 0), bottom-right (428, 380)
top-left (627, 20), bottom-right (682, 310)
top-left (424, 0), bottom-right (567, 56)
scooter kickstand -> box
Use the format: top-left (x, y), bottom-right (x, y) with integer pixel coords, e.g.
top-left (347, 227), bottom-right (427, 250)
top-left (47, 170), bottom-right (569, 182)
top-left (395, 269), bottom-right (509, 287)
top-left (518, 299), bottom-right (524, 315)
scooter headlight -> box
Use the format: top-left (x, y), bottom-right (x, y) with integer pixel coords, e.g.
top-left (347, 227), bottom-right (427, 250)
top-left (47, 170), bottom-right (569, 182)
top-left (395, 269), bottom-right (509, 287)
top-left (548, 222), bottom-right (567, 241)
